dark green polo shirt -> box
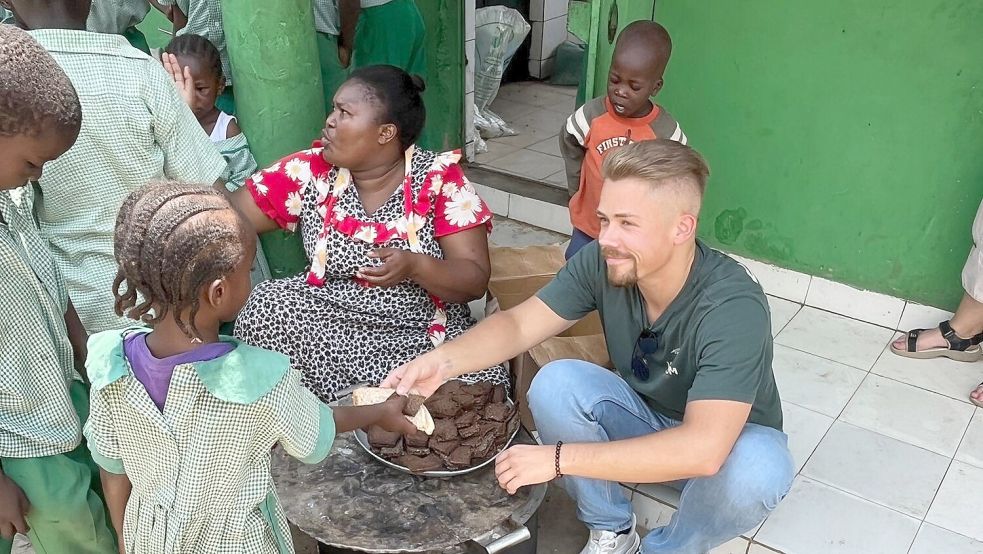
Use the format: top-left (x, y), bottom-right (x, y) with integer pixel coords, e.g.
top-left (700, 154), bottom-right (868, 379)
top-left (537, 240), bottom-right (783, 431)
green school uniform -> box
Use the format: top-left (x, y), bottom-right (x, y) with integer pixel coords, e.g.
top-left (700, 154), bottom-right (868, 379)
top-left (351, 0), bottom-right (427, 78)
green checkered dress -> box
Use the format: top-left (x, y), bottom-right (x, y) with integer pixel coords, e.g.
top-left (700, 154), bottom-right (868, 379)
top-left (0, 187), bottom-right (82, 459)
top-left (84, 329), bottom-right (336, 553)
top-left (158, 0), bottom-right (232, 84)
top-left (218, 134), bottom-right (258, 190)
top-left (29, 29), bottom-right (227, 334)
top-left (86, 0), bottom-right (151, 34)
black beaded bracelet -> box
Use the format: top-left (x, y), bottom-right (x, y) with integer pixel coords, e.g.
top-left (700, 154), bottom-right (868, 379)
top-left (554, 441), bottom-right (563, 478)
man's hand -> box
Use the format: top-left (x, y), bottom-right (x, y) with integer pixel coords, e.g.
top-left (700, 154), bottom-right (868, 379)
top-left (358, 248), bottom-right (421, 288)
top-left (381, 352), bottom-right (447, 397)
top-left (375, 394), bottom-right (419, 435)
top-left (0, 474), bottom-right (30, 540)
top-left (338, 44), bottom-right (352, 68)
top-left (494, 445), bottom-right (556, 495)
top-left (162, 53), bottom-right (194, 107)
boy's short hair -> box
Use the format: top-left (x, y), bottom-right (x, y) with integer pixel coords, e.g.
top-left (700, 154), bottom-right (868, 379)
top-left (0, 24), bottom-right (82, 137)
top-left (602, 139), bottom-right (710, 198)
top-left (614, 20), bottom-right (673, 76)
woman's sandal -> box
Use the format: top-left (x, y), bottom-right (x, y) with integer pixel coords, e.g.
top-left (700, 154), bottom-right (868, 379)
top-left (890, 320), bottom-right (983, 362)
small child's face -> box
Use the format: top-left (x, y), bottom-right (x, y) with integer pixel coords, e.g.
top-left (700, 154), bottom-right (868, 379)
top-left (174, 55), bottom-right (224, 120)
top-left (606, 47), bottom-right (665, 118)
top-left (0, 126), bottom-right (77, 190)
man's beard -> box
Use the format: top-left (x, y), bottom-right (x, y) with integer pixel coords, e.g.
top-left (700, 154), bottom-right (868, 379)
top-left (602, 247), bottom-right (638, 287)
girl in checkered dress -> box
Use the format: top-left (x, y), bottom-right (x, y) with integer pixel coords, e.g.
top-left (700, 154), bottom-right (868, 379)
top-left (83, 182), bottom-right (417, 553)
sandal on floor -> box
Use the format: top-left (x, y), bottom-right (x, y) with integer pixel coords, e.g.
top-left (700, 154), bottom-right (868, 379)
top-left (890, 320), bottom-right (983, 362)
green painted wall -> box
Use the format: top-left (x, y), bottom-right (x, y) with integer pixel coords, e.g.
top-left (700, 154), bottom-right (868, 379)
top-left (649, 1), bottom-right (983, 310)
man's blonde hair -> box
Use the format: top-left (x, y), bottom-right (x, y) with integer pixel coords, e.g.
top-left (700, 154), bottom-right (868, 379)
top-left (602, 139), bottom-right (710, 201)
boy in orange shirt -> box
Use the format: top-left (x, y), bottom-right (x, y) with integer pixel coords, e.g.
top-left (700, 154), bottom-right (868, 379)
top-left (560, 21), bottom-right (687, 259)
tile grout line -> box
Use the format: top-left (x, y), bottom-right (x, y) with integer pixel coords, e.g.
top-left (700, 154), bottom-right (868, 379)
top-left (916, 415), bottom-right (977, 545)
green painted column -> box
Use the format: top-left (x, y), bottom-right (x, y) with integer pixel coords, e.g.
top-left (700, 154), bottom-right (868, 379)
top-left (222, 0), bottom-right (325, 277)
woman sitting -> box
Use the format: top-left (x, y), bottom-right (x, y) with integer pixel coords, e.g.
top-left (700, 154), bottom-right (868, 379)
top-left (231, 65), bottom-right (508, 401)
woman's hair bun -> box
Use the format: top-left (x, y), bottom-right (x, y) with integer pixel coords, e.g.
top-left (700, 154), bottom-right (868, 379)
top-left (410, 74), bottom-right (427, 93)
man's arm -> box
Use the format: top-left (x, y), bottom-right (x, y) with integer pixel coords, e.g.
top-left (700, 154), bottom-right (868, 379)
top-left (495, 399), bottom-right (751, 493)
top-left (383, 297), bottom-right (574, 396)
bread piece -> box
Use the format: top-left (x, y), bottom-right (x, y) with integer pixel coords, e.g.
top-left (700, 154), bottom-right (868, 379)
top-left (458, 423), bottom-right (481, 439)
top-left (433, 418), bottom-right (459, 441)
top-left (403, 394), bottom-right (426, 417)
top-left (351, 387), bottom-right (435, 435)
top-left (454, 411), bottom-right (479, 429)
top-left (484, 402), bottom-right (512, 422)
top-left (366, 425), bottom-right (401, 448)
top-left (396, 454), bottom-right (444, 473)
top-left (425, 396), bottom-right (461, 418)
top-left (447, 446), bottom-right (474, 468)
top-left (406, 429), bottom-right (431, 448)
top-left (379, 438), bottom-right (404, 459)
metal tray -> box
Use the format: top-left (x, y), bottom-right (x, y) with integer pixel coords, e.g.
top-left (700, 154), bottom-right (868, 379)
top-left (353, 398), bottom-right (520, 478)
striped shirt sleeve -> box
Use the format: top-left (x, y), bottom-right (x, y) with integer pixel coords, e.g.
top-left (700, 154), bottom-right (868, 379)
top-left (651, 106), bottom-right (688, 146)
top-left (559, 97), bottom-right (606, 197)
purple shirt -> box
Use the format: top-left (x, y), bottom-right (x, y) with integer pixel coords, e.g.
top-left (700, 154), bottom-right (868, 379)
top-left (123, 333), bottom-right (236, 411)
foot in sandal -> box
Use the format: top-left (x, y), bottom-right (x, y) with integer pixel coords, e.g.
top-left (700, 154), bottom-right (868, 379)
top-left (971, 383), bottom-right (983, 408)
top-left (890, 320), bottom-right (983, 362)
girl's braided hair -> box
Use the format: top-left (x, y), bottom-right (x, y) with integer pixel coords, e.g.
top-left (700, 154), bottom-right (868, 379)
top-left (112, 182), bottom-right (249, 341)
top-left (163, 33), bottom-right (223, 80)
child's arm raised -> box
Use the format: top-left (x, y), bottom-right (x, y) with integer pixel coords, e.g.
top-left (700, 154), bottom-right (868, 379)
top-left (100, 470), bottom-right (131, 553)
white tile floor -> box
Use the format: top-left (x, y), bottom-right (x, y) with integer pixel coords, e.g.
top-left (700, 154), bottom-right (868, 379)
top-left (485, 216), bottom-right (983, 553)
top-left (474, 81), bottom-right (577, 187)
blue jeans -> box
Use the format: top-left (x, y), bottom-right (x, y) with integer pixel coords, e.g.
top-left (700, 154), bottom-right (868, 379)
top-left (528, 360), bottom-right (794, 554)
top-left (565, 228), bottom-right (595, 260)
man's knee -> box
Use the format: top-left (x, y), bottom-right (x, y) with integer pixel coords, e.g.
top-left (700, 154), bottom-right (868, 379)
top-left (713, 426), bottom-right (794, 517)
top-left (527, 360), bottom-right (576, 416)
top-left (527, 359), bottom-right (613, 415)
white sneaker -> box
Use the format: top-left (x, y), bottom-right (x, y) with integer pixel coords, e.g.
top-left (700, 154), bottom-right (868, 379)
top-left (578, 515), bottom-right (641, 554)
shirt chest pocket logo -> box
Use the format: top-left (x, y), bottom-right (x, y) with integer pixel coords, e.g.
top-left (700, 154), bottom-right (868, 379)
top-left (663, 348), bottom-right (682, 376)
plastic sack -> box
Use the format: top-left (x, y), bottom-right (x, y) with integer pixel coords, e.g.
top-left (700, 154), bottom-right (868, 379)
top-left (473, 6), bottom-right (531, 140)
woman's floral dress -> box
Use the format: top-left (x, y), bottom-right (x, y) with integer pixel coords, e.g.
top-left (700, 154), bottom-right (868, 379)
top-left (234, 144), bottom-right (509, 401)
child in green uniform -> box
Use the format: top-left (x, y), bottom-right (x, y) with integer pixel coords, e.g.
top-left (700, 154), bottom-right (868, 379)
top-left (162, 34), bottom-right (272, 288)
top-left (0, 24), bottom-right (116, 554)
top-left (163, 34), bottom-right (257, 189)
top-left (158, 0), bottom-right (235, 112)
top-left (312, 0), bottom-right (349, 113)
top-left (339, 0), bottom-right (427, 76)
top-left (85, 182), bottom-right (418, 553)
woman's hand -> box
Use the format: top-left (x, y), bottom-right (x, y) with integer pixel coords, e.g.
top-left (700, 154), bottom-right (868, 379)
top-left (357, 248), bottom-right (421, 287)
top-left (0, 473), bottom-right (30, 540)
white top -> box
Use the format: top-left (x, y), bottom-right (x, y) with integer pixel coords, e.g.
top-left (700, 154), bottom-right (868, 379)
top-left (209, 111), bottom-right (236, 143)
